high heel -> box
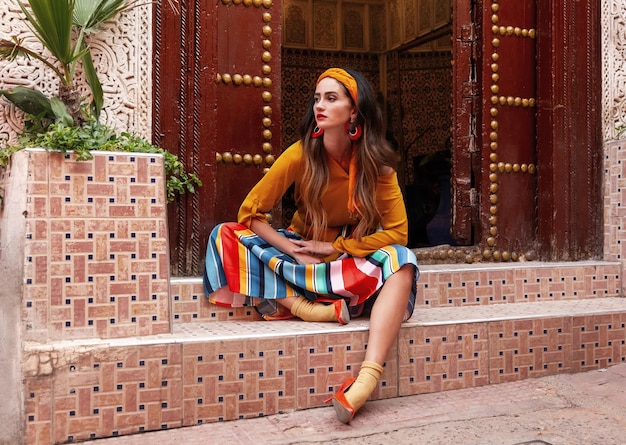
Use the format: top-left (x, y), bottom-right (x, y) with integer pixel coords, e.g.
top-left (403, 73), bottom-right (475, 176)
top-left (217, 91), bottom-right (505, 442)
top-left (325, 361), bottom-right (383, 423)
top-left (325, 377), bottom-right (357, 424)
top-left (317, 298), bottom-right (350, 325)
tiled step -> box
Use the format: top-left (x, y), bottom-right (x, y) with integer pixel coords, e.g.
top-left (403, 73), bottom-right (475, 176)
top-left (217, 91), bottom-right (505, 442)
top-left (170, 261), bottom-right (623, 323)
top-left (24, 296), bottom-right (626, 443)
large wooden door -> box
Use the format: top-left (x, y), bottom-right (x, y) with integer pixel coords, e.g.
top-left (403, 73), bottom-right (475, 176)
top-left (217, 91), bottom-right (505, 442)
top-left (451, 0), bottom-right (601, 261)
top-left (153, 0), bottom-right (282, 275)
top-left (452, 0), bottom-right (537, 259)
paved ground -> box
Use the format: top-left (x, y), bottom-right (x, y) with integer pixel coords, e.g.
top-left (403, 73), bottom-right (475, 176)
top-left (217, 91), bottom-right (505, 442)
top-left (83, 363), bottom-right (626, 445)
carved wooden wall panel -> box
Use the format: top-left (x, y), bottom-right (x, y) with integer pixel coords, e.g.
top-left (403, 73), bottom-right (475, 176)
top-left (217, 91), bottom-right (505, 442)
top-left (388, 0), bottom-right (403, 47)
top-left (313, 1), bottom-right (339, 49)
top-left (283, 0), bottom-right (308, 47)
top-left (343, 3), bottom-right (366, 50)
top-left (370, 4), bottom-right (388, 51)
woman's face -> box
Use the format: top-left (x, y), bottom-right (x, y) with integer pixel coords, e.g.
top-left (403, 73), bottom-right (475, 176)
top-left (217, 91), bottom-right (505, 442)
top-left (313, 77), bottom-right (356, 133)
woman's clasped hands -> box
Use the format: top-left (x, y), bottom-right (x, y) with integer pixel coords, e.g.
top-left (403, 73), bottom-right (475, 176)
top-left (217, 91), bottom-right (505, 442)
top-left (289, 238), bottom-right (337, 264)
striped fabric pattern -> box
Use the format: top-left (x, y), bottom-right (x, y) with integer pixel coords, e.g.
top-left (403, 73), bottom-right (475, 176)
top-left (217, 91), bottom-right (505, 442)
top-left (203, 222), bottom-right (419, 319)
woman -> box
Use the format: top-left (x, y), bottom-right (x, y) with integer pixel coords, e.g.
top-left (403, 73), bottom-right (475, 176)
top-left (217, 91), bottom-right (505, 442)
top-left (204, 67), bottom-right (419, 423)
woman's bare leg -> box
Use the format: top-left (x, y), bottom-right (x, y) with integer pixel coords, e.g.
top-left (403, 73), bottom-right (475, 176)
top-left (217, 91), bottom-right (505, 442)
top-left (364, 264), bottom-right (414, 364)
top-left (333, 264), bottom-right (415, 423)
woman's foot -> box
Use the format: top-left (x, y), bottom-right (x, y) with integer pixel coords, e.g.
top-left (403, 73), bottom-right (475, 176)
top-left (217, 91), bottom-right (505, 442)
top-left (290, 297), bottom-right (350, 324)
top-left (328, 361), bottom-right (383, 423)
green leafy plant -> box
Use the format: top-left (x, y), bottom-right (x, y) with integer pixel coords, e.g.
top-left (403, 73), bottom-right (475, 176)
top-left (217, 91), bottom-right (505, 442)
top-left (0, 0), bottom-right (196, 202)
top-left (2, 0), bottom-right (103, 124)
top-left (0, 0), bottom-right (178, 125)
top-left (0, 120), bottom-right (201, 203)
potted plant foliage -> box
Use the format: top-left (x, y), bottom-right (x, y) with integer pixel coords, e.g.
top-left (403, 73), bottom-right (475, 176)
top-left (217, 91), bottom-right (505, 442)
top-left (0, 0), bottom-right (199, 202)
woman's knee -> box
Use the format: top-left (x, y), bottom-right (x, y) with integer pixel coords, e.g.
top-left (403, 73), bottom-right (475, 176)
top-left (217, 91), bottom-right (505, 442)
top-left (396, 264), bottom-right (416, 283)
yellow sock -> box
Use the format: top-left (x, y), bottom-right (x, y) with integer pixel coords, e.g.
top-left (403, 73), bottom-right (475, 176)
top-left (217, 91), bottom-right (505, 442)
top-left (290, 297), bottom-right (340, 322)
top-left (344, 361), bottom-right (383, 412)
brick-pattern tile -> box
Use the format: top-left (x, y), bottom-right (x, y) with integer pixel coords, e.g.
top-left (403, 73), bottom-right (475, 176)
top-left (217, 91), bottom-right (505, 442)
top-left (398, 323), bottom-right (489, 396)
top-left (572, 313), bottom-right (626, 373)
top-left (20, 308), bottom-right (626, 444)
top-left (19, 150), bottom-right (170, 341)
top-left (24, 377), bottom-right (53, 445)
top-left (295, 331), bottom-right (398, 409)
top-left (193, 264), bottom-right (622, 324)
top-left (181, 337), bottom-right (297, 425)
top-left (489, 317), bottom-right (573, 384)
top-left (604, 140), bottom-right (626, 285)
top-left (416, 264), bottom-right (621, 308)
top-left (48, 344), bottom-right (182, 443)
top-left (171, 279), bottom-right (261, 323)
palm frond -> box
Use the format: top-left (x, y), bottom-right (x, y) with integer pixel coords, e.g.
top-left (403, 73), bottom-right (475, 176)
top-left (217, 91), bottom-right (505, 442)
top-left (0, 86), bottom-right (55, 118)
top-left (74, 0), bottom-right (136, 32)
top-left (17, 0), bottom-right (76, 66)
top-left (82, 48), bottom-right (104, 120)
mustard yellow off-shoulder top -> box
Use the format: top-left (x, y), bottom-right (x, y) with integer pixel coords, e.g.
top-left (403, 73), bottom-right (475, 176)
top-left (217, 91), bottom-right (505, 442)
top-left (237, 141), bottom-right (409, 257)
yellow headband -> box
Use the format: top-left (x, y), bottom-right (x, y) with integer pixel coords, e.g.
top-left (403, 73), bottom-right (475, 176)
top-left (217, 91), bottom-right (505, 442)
top-left (316, 68), bottom-right (358, 104)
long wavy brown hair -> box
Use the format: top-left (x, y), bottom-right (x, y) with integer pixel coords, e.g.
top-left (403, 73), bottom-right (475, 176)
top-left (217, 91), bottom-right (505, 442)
top-left (298, 68), bottom-right (397, 241)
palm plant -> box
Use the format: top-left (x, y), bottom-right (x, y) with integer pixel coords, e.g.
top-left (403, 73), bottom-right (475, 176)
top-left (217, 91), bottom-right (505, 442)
top-left (0, 1), bottom-right (200, 203)
top-left (0, 0), bottom-right (177, 127)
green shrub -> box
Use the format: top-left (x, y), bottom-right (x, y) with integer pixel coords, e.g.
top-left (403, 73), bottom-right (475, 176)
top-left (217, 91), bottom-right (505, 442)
top-left (1, 120), bottom-right (201, 203)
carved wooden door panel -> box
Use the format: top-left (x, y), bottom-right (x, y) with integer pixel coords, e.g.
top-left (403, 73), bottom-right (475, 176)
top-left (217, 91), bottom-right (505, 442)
top-left (153, 0), bottom-right (282, 275)
top-left (452, 0), bottom-right (601, 261)
top-left (452, 0), bottom-right (538, 260)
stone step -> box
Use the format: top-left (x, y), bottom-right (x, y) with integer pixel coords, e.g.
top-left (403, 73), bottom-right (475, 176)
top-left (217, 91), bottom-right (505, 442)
top-left (170, 261), bottom-right (623, 323)
top-left (24, 297), bottom-right (626, 444)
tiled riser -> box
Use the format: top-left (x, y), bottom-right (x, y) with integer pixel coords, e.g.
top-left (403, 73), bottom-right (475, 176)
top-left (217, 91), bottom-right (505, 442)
top-left (25, 313), bottom-right (626, 444)
top-left (7, 149), bottom-right (171, 343)
top-left (171, 263), bottom-right (622, 322)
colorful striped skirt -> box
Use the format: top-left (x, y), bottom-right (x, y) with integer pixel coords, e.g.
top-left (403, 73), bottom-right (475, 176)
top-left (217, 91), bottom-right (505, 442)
top-left (203, 222), bottom-right (419, 320)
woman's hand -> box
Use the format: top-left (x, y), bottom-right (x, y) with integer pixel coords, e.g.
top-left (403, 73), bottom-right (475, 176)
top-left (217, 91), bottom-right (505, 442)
top-left (289, 239), bottom-right (337, 258)
top-left (292, 251), bottom-right (323, 265)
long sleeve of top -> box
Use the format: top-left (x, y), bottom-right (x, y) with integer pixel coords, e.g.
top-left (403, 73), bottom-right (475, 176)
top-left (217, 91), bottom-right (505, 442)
top-left (237, 141), bottom-right (409, 258)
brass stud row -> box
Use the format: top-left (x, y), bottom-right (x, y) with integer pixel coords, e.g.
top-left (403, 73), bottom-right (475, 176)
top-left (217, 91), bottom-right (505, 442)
top-left (485, 0), bottom-right (537, 262)
top-left (490, 25), bottom-right (536, 38)
top-left (414, 247), bottom-right (478, 264)
top-left (488, 162), bottom-right (537, 174)
top-left (215, 73), bottom-right (272, 88)
top-left (414, 247), bottom-right (534, 264)
top-left (221, 0), bottom-right (273, 8)
top-left (481, 249), bottom-right (533, 262)
top-left (216, 152), bottom-right (275, 165)
top-left (490, 96), bottom-right (536, 107)
top-left (215, 3), bottom-right (274, 170)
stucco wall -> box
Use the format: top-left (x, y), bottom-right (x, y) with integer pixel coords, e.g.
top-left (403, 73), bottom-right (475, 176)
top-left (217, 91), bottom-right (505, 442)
top-left (0, 152), bottom-right (28, 445)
